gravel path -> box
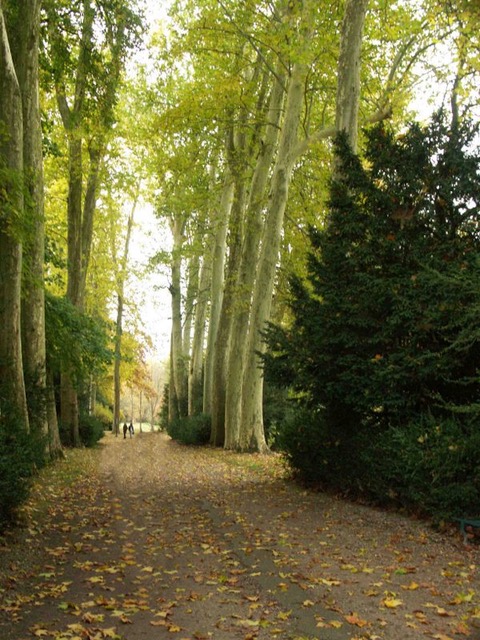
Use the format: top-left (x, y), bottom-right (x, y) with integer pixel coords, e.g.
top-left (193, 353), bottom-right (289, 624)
top-left (0, 431), bottom-right (478, 639)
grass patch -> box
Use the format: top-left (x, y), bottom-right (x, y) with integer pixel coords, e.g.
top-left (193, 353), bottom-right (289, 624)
top-left (205, 447), bottom-right (286, 479)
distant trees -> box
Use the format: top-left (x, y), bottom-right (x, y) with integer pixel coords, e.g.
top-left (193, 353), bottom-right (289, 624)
top-left (263, 112), bottom-right (480, 519)
top-left (42, 0), bottom-right (142, 445)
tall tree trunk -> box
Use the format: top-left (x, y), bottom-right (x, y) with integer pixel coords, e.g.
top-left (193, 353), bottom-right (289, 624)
top-left (239, 57), bottom-right (309, 452)
top-left (113, 291), bottom-right (124, 437)
top-left (182, 253), bottom-right (199, 362)
top-left (46, 369), bottom-right (63, 457)
top-left (9, 0), bottom-right (52, 449)
top-left (48, 0), bottom-right (125, 446)
top-left (335, 0), bottom-right (368, 152)
top-left (189, 255), bottom-right (210, 416)
top-left (169, 217), bottom-right (188, 418)
top-left (0, 6), bottom-right (29, 430)
top-left (209, 177), bottom-right (247, 445)
top-left (234, 0), bottom-right (367, 452)
top-left (203, 171), bottom-right (234, 415)
top-left (224, 63), bottom-right (286, 449)
top-left (61, 133), bottom-right (84, 446)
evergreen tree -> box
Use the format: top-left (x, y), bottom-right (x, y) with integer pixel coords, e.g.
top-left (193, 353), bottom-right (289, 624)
top-left (264, 112), bottom-right (480, 514)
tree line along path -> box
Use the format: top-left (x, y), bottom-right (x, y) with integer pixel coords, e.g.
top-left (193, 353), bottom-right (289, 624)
top-left (0, 431), bottom-right (478, 640)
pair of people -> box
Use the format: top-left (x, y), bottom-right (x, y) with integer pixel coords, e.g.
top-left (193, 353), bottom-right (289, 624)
top-left (123, 422), bottom-right (134, 438)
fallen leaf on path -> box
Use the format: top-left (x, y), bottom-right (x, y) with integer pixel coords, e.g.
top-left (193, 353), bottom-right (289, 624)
top-left (345, 613), bottom-right (368, 627)
top-left (402, 581), bottom-right (419, 590)
top-left (382, 597), bottom-right (403, 608)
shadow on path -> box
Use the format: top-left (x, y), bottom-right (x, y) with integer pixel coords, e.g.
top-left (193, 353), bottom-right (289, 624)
top-left (1, 431), bottom-right (478, 640)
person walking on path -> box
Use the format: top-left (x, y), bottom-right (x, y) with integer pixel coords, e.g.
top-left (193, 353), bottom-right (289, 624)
top-left (123, 422), bottom-right (128, 439)
top-left (128, 421), bottom-right (134, 437)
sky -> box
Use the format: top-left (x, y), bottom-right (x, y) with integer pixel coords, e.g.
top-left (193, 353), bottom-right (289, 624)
top-left (122, 0), bottom-right (173, 362)
top-left (125, 204), bottom-right (172, 361)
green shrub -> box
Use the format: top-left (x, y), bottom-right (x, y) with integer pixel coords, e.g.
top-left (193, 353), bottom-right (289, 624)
top-left (79, 413), bottom-right (105, 447)
top-left (159, 384), bottom-right (169, 431)
top-left (59, 412), bottom-right (105, 448)
top-left (275, 405), bottom-right (330, 483)
top-left (167, 413), bottom-right (211, 446)
top-left (0, 417), bottom-right (46, 529)
top-left (365, 415), bottom-right (480, 521)
top-left (263, 382), bottom-right (291, 450)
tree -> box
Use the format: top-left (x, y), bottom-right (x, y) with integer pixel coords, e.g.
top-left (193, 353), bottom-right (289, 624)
top-left (42, 0), bottom-right (142, 444)
top-left (6, 0), bottom-right (50, 448)
top-left (0, 3), bottom-right (29, 430)
top-left (264, 112), bottom-right (480, 508)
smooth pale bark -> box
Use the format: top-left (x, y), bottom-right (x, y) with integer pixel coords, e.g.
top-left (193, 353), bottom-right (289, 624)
top-left (168, 341), bottom-right (178, 422)
top-left (210, 177), bottom-right (247, 445)
top-left (224, 63), bottom-right (286, 449)
top-left (169, 217), bottom-right (188, 419)
top-left (209, 48), bottom-right (267, 445)
top-left (112, 199), bottom-right (136, 436)
top-left (79, 142), bottom-right (103, 300)
top-left (335, 0), bottom-right (368, 152)
top-left (183, 253), bottom-right (199, 358)
top-left (0, 6), bottom-right (29, 429)
top-left (46, 370), bottom-right (63, 457)
top-left (189, 255), bottom-right (210, 416)
top-left (6, 0), bottom-right (51, 446)
top-left (203, 171), bottom-right (234, 415)
top-left (240, 58), bottom-right (309, 452)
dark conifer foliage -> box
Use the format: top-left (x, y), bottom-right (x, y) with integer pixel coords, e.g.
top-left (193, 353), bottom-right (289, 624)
top-left (264, 113), bottom-right (480, 516)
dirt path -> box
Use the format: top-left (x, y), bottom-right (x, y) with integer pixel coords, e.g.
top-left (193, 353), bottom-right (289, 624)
top-left (1, 431), bottom-right (479, 640)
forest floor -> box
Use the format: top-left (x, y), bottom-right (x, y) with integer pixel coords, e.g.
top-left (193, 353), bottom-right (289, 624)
top-left (0, 431), bottom-right (479, 640)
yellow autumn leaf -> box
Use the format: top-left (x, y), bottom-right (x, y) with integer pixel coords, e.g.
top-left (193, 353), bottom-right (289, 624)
top-left (168, 624), bottom-right (181, 632)
top-left (67, 623), bottom-right (88, 633)
top-left (330, 620), bottom-right (343, 628)
top-left (383, 597), bottom-right (403, 608)
top-left (82, 612), bottom-right (105, 623)
top-left (277, 610), bottom-right (292, 620)
top-left (402, 581), bottom-right (420, 590)
top-left (316, 621), bottom-right (330, 628)
top-left (450, 590), bottom-right (475, 604)
top-left (320, 578), bottom-right (341, 586)
top-left (234, 619), bottom-right (260, 628)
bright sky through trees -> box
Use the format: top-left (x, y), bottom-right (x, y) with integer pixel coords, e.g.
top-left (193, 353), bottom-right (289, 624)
top-left (124, 0), bottom-right (469, 363)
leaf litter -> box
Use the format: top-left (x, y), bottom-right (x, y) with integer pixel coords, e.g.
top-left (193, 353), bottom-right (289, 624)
top-left (0, 432), bottom-right (478, 639)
